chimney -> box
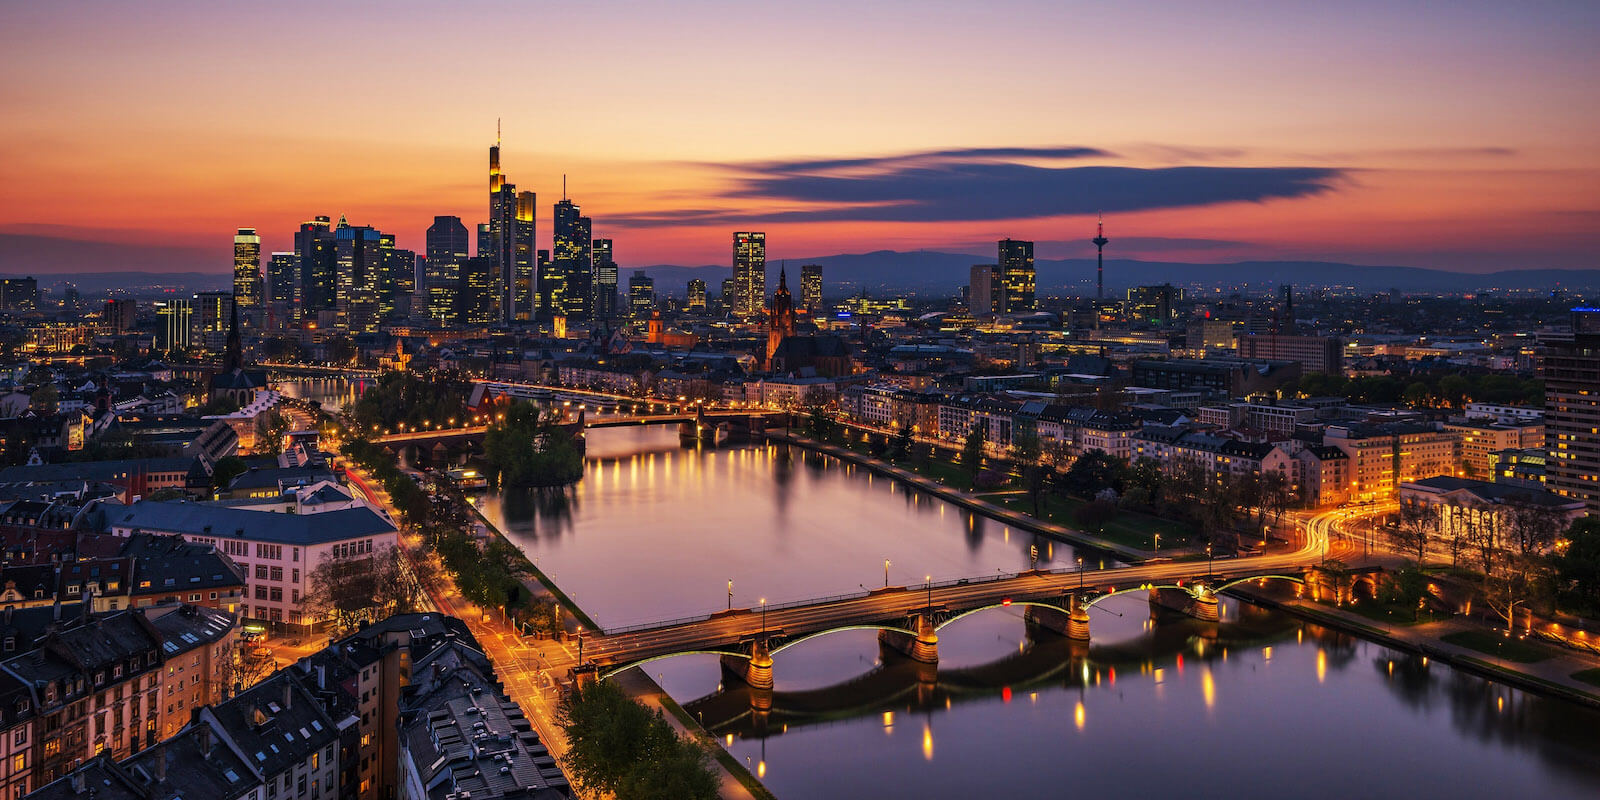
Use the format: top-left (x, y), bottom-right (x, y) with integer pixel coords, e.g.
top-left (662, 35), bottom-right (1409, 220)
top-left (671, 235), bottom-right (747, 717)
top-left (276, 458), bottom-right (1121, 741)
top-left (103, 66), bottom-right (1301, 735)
top-left (152, 743), bottom-right (166, 782)
top-left (70, 773), bottom-right (86, 793)
top-left (283, 679), bottom-right (293, 710)
top-left (197, 720), bottom-right (213, 755)
top-left (316, 664), bottom-right (326, 690)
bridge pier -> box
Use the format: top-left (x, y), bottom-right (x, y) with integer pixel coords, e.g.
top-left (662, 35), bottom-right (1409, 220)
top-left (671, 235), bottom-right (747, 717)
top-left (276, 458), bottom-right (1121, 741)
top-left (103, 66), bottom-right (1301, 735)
top-left (1024, 597), bottom-right (1090, 641)
top-left (1149, 585), bottom-right (1220, 622)
top-left (720, 639), bottom-right (774, 691)
top-left (879, 615), bottom-right (939, 664)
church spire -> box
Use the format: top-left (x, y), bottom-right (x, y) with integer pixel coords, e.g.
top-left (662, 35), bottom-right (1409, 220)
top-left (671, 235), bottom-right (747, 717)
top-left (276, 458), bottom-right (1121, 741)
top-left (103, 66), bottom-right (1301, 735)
top-left (224, 295), bottom-right (243, 372)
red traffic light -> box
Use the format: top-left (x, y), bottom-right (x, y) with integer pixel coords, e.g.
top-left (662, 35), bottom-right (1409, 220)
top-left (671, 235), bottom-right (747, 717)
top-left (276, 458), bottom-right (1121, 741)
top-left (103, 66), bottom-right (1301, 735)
top-left (1001, 597), bottom-right (1012, 606)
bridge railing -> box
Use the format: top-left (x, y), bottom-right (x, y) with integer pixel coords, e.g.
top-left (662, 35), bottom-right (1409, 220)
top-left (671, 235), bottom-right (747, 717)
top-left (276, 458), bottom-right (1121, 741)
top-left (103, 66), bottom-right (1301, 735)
top-left (598, 568), bottom-right (1088, 636)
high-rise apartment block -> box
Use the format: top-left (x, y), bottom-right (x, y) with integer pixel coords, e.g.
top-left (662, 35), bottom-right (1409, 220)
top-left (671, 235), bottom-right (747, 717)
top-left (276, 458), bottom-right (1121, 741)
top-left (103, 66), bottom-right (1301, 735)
top-left (732, 232), bottom-right (766, 315)
top-left (1544, 308), bottom-right (1600, 515)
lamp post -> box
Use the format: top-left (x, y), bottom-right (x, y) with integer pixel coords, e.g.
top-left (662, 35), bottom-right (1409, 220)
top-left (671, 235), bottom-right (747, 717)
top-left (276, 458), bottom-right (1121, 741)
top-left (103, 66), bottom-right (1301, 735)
top-left (1077, 556), bottom-right (1085, 590)
top-left (925, 575), bottom-right (932, 614)
top-left (759, 598), bottom-right (767, 636)
top-left (727, 579), bottom-right (733, 611)
top-left (1206, 544), bottom-right (1213, 578)
top-left (576, 626), bottom-right (584, 665)
top-left (884, 559), bottom-right (891, 589)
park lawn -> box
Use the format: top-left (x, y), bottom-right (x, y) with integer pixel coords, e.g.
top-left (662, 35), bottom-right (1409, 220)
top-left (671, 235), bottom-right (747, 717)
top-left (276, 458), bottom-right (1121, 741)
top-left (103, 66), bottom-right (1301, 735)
top-left (1571, 668), bottom-right (1600, 689)
top-left (1333, 597), bottom-right (1443, 627)
top-left (991, 494), bottom-right (1198, 551)
top-left (1441, 630), bottom-right (1560, 663)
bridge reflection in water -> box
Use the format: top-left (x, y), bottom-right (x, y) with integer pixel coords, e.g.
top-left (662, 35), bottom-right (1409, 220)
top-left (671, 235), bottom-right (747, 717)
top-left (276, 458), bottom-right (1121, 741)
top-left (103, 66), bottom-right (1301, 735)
top-left (668, 597), bottom-right (1321, 739)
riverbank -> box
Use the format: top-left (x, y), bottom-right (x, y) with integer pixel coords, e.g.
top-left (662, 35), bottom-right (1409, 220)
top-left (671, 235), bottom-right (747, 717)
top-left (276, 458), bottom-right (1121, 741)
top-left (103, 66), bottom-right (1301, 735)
top-left (1231, 584), bottom-right (1600, 711)
top-left (767, 431), bottom-right (1150, 562)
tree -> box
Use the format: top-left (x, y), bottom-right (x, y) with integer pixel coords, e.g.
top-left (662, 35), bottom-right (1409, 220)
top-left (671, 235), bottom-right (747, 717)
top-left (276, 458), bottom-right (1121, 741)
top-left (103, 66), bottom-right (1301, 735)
top-left (217, 637), bottom-right (275, 698)
top-left (211, 456), bottom-right (249, 491)
top-left (556, 679), bottom-right (717, 800)
top-left (1075, 499), bottom-right (1118, 534)
top-left (1062, 449), bottom-right (1124, 499)
top-left (301, 551), bottom-right (383, 637)
top-left (28, 384), bottom-right (59, 415)
top-left (1009, 422), bottom-right (1041, 465)
top-left (1391, 500), bottom-right (1438, 566)
top-left (889, 424), bottom-right (915, 462)
top-left (1556, 518), bottom-right (1600, 612)
top-left (482, 401), bottom-right (584, 488)
top-left (961, 424), bottom-right (986, 488)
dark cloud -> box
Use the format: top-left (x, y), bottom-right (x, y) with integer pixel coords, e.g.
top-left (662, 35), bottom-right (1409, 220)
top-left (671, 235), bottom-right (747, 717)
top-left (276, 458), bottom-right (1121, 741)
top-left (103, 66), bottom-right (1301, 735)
top-left (748, 146), bottom-right (1111, 174)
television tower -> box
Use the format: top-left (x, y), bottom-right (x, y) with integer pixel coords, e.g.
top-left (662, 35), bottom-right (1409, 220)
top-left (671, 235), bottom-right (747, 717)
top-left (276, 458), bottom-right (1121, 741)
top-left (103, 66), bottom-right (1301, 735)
top-left (1092, 213), bottom-right (1109, 299)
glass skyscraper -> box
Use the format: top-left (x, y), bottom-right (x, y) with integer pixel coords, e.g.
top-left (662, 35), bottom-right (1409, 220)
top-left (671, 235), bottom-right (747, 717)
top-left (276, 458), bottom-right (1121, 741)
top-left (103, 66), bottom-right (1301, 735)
top-left (732, 231), bottom-right (766, 315)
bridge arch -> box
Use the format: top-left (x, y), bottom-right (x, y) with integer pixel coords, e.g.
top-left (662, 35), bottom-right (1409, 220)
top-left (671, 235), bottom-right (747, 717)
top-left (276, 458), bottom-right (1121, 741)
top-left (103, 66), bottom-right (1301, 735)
top-left (1082, 583), bottom-right (1191, 609)
top-left (933, 600), bottom-right (1071, 632)
top-left (600, 649), bottom-right (750, 680)
top-left (769, 624), bottom-right (918, 656)
top-left (1213, 574), bottom-right (1306, 593)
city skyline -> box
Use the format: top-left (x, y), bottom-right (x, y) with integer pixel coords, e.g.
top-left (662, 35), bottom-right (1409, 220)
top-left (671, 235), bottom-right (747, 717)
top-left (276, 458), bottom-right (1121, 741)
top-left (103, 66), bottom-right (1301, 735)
top-left (2, 1), bottom-right (1597, 275)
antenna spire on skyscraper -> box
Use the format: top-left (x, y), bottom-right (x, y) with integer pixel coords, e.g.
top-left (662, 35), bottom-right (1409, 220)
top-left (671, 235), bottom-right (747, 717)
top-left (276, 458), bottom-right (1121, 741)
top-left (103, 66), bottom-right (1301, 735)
top-left (497, 117), bottom-right (501, 147)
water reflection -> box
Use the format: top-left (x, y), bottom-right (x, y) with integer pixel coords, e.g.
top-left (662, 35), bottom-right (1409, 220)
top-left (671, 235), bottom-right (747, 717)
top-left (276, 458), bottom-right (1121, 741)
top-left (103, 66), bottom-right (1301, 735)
top-left (480, 429), bottom-right (1103, 627)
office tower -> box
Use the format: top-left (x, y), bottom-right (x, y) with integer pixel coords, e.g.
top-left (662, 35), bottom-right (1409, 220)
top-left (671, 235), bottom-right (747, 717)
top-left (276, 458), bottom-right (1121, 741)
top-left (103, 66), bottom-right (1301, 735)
top-left (800, 263), bottom-right (823, 313)
top-left (968, 265), bottom-right (997, 314)
top-left (765, 267), bottom-right (795, 368)
top-left (333, 218), bottom-right (383, 333)
top-left (720, 278), bottom-right (736, 313)
top-left (1092, 215), bottom-right (1109, 299)
top-left (997, 239), bottom-right (1035, 313)
top-left (733, 232), bottom-right (766, 315)
top-left (191, 291), bottom-right (234, 352)
top-left (1126, 284), bottom-right (1181, 324)
top-left (511, 190), bottom-right (536, 321)
top-left (459, 256), bottom-right (499, 325)
top-left (1544, 308), bottom-right (1600, 515)
top-left (686, 278), bottom-right (707, 312)
top-left (267, 253), bottom-right (296, 308)
top-left (592, 238), bottom-right (618, 319)
top-left (154, 298), bottom-right (193, 351)
top-left (1278, 284), bottom-right (1295, 334)
top-left (628, 271), bottom-right (655, 318)
top-left (294, 216), bottom-right (336, 318)
top-left (476, 223), bottom-right (493, 257)
top-left (233, 228), bottom-right (262, 325)
top-left (551, 199), bottom-right (593, 318)
top-left (426, 216), bottom-right (470, 324)
top-left (0, 278), bottom-right (37, 311)
top-left (378, 232), bottom-right (416, 321)
top-left (103, 298), bottom-right (136, 333)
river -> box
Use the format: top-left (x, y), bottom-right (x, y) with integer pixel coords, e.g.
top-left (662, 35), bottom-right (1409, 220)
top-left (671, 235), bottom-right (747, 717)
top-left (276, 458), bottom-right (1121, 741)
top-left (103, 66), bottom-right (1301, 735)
top-left (475, 426), bottom-right (1600, 799)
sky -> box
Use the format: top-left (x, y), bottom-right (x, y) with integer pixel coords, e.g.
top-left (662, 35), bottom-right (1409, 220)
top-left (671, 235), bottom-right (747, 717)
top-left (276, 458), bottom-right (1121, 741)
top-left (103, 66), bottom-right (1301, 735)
top-left (1, 0), bottom-right (1597, 275)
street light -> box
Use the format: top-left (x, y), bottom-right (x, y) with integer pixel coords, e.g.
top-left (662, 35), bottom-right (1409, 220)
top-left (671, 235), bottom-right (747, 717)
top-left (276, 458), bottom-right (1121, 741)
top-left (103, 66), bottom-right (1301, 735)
top-left (925, 575), bottom-right (932, 614)
top-left (760, 598), bottom-right (768, 635)
top-left (884, 559), bottom-right (891, 589)
top-left (1077, 556), bottom-right (1084, 590)
top-left (1153, 533), bottom-right (1161, 554)
top-left (727, 579), bottom-right (733, 611)
top-left (576, 626), bottom-right (585, 665)
top-left (1206, 544), bottom-right (1213, 578)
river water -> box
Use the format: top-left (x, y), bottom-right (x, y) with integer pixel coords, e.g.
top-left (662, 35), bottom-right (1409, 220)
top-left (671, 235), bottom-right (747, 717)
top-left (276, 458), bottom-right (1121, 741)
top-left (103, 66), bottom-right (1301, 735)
top-left (476, 426), bottom-right (1600, 799)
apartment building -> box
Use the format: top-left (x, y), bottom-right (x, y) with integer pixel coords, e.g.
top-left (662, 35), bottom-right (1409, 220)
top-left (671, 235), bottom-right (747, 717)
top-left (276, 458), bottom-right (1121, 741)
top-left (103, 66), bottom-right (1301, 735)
top-left (1325, 422), bottom-right (1461, 502)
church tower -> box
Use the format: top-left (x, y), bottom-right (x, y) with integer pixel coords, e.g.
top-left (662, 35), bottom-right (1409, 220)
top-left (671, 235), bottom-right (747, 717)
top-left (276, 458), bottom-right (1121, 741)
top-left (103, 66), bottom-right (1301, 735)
top-left (765, 266), bottom-right (795, 370)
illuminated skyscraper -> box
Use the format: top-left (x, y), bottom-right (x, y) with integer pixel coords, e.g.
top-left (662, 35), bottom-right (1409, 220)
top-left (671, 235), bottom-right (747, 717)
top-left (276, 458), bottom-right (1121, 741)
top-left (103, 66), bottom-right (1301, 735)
top-left (154, 298), bottom-right (193, 351)
top-left (800, 264), bottom-right (823, 314)
top-left (1544, 308), bottom-right (1600, 515)
top-left (1126, 284), bottom-right (1180, 324)
top-left (551, 199), bottom-right (592, 318)
top-left (459, 256), bottom-right (498, 325)
top-left (592, 238), bottom-right (618, 319)
top-left (233, 229), bottom-right (262, 327)
top-left (686, 278), bottom-right (707, 312)
top-left (732, 232), bottom-right (766, 315)
top-left (267, 252), bottom-right (296, 327)
top-left (378, 232), bottom-right (416, 321)
top-left (720, 278), bottom-right (736, 313)
top-left (997, 239), bottom-right (1035, 313)
top-left (511, 190), bottom-right (536, 322)
top-left (191, 291), bottom-right (234, 352)
top-left (628, 271), bottom-right (655, 318)
top-left (426, 215), bottom-right (470, 324)
top-left (293, 216), bottom-right (336, 319)
top-left (334, 217), bottom-right (383, 333)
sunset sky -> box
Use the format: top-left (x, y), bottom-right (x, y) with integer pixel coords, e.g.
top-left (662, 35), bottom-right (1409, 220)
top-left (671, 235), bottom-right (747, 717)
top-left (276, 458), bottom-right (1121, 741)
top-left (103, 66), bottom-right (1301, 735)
top-left (1, 0), bottom-right (1596, 274)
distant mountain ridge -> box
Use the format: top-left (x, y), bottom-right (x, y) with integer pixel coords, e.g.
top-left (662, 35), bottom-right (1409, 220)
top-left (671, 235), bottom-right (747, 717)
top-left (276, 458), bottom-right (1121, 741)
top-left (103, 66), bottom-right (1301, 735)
top-left (632, 250), bottom-right (1600, 294)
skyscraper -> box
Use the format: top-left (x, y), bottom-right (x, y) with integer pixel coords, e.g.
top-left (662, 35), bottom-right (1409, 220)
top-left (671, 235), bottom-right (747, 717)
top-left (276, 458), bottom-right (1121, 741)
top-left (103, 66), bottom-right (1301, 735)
top-left (1544, 308), bottom-right (1600, 516)
top-left (627, 271), bottom-right (655, 318)
top-left (426, 216), bottom-right (470, 324)
top-left (154, 298), bottom-right (193, 351)
top-left (512, 190), bottom-right (536, 322)
top-left (233, 228), bottom-right (262, 326)
top-left (459, 256), bottom-right (498, 325)
top-left (997, 238), bottom-right (1035, 313)
top-left (800, 264), bottom-right (823, 314)
top-left (733, 232), bottom-right (766, 315)
top-left (293, 216), bottom-right (336, 319)
top-left (267, 252), bottom-right (296, 327)
top-left (334, 217), bottom-right (383, 333)
top-left (968, 265), bottom-right (998, 314)
top-left (592, 238), bottom-right (618, 319)
top-left (378, 232), bottom-right (416, 321)
top-left (551, 199), bottom-right (592, 318)
top-left (686, 278), bottom-right (707, 312)
top-left (103, 298), bottom-right (136, 333)
top-left (720, 278), bottom-right (736, 314)
top-left (1126, 284), bottom-right (1180, 324)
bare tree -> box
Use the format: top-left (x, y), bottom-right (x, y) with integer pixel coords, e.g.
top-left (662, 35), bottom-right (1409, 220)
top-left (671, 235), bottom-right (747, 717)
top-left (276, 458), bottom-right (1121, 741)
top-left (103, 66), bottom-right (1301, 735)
top-left (1391, 499), bottom-right (1438, 566)
top-left (217, 638), bottom-right (275, 698)
top-left (301, 551), bottom-right (382, 637)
